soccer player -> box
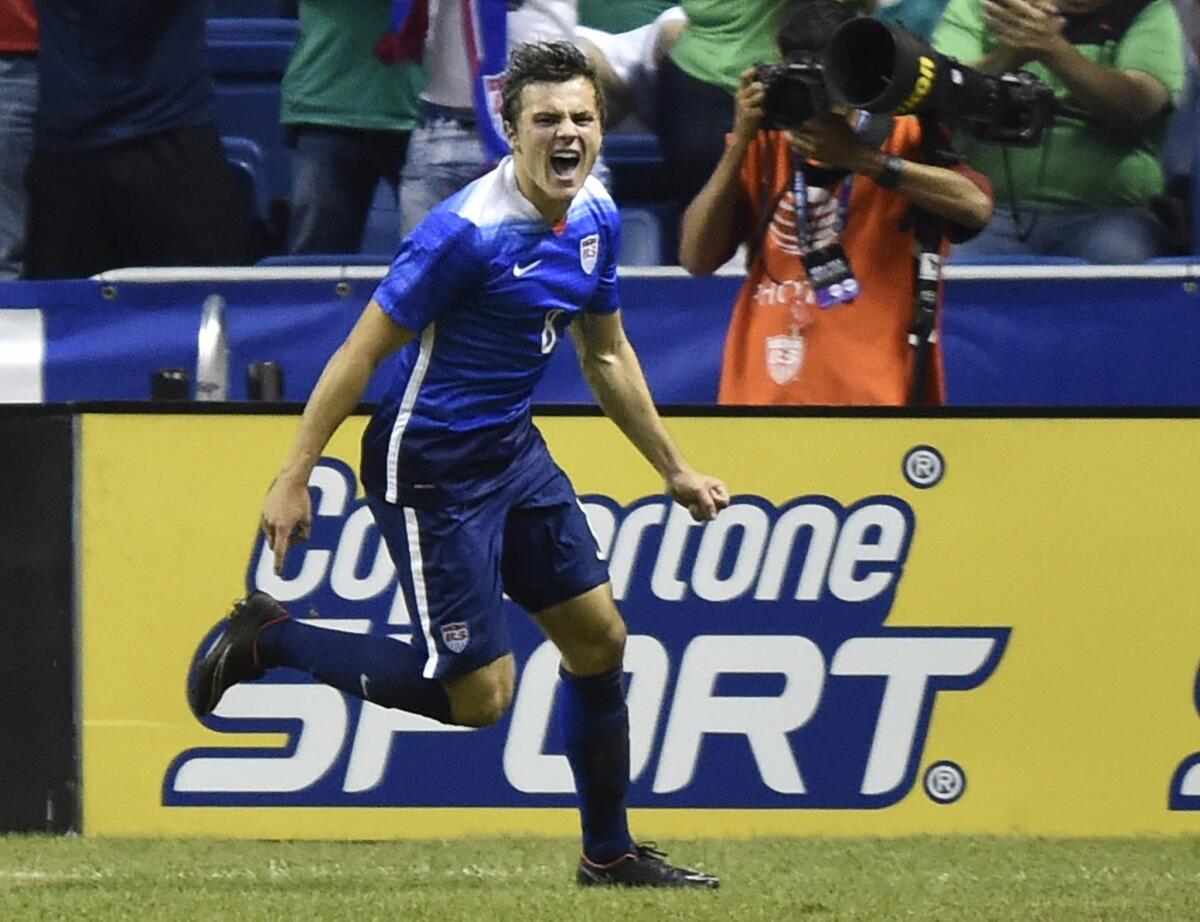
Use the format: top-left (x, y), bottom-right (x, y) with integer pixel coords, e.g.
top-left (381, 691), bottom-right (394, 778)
top-left (187, 41), bottom-right (727, 889)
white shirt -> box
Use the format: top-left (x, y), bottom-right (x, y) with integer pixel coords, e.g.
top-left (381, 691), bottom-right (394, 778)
top-left (420, 0), bottom-right (578, 109)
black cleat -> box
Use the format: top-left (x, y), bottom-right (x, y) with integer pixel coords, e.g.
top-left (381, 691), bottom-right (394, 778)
top-left (577, 843), bottom-right (719, 889)
top-left (186, 591), bottom-right (290, 719)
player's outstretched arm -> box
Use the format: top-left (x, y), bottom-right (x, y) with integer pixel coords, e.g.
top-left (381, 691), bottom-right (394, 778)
top-left (262, 300), bottom-right (414, 573)
top-left (571, 310), bottom-right (729, 521)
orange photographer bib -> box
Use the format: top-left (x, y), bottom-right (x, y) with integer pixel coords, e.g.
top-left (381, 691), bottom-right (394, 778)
top-left (718, 118), bottom-right (946, 406)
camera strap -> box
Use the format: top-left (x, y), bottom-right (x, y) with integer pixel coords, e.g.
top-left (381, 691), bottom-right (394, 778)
top-left (908, 217), bottom-right (943, 406)
top-left (907, 118), bottom-right (957, 406)
top-left (791, 158), bottom-right (860, 309)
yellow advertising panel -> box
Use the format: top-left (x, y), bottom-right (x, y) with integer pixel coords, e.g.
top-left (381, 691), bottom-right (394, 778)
top-left (79, 412), bottom-right (1200, 837)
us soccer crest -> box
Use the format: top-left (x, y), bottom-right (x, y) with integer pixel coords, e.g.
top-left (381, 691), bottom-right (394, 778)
top-left (766, 333), bottom-right (805, 385)
top-left (441, 622), bottom-right (470, 654)
top-left (580, 234), bottom-right (599, 275)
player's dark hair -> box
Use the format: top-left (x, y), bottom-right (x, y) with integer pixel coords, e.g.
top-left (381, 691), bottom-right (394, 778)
top-left (501, 40), bottom-right (606, 130)
top-left (777, 0), bottom-right (857, 58)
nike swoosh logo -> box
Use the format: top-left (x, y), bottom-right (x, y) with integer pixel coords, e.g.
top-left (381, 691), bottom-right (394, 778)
top-left (512, 259), bottom-right (542, 278)
top-left (360, 673), bottom-right (371, 700)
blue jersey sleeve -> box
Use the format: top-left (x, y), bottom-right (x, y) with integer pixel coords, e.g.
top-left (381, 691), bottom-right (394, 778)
top-left (372, 211), bottom-right (483, 332)
top-left (585, 206), bottom-right (621, 316)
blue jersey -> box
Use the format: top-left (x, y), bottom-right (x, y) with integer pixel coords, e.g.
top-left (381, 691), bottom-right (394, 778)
top-left (361, 156), bottom-right (622, 504)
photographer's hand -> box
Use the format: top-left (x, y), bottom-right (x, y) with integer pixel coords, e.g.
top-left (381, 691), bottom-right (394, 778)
top-left (793, 113), bottom-right (992, 230)
top-left (788, 113), bottom-right (873, 172)
top-left (733, 67), bottom-right (766, 145)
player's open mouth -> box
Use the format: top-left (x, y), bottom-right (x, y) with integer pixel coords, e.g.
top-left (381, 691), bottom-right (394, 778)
top-left (550, 150), bottom-right (581, 181)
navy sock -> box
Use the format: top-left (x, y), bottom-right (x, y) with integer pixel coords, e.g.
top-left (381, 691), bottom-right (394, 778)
top-left (257, 619), bottom-right (452, 724)
top-left (557, 665), bottom-right (634, 864)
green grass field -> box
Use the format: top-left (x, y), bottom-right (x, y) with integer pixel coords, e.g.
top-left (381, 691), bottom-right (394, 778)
top-left (2, 836), bottom-right (1199, 920)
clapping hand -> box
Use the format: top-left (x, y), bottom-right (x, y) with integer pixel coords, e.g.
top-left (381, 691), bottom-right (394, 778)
top-left (983, 0), bottom-right (1066, 63)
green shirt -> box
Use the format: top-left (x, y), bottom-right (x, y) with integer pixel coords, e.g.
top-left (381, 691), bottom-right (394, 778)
top-left (670, 0), bottom-right (796, 94)
top-left (931, 0), bottom-right (1184, 208)
top-left (281, 0), bottom-right (424, 132)
top-left (579, 0), bottom-right (674, 32)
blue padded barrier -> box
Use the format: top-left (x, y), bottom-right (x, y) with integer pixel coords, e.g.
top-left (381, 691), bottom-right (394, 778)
top-left (7, 263), bottom-right (1200, 407)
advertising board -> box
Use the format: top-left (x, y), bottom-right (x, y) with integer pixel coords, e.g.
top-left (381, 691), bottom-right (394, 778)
top-left (78, 412), bottom-right (1200, 837)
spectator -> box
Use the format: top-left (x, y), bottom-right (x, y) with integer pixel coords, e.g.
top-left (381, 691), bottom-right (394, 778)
top-left (281, 0), bottom-right (424, 255)
top-left (932, 0), bottom-right (1185, 263)
top-left (679, 1), bottom-right (993, 406)
top-left (577, 5), bottom-right (686, 128)
top-left (656, 0), bottom-right (798, 211)
top-left (24, 0), bottom-right (251, 279)
top-left (0, 0), bottom-right (36, 280)
top-left (397, 0), bottom-right (582, 236)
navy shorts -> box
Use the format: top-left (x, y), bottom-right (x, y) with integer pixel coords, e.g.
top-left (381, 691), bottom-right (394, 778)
top-left (366, 446), bottom-right (610, 680)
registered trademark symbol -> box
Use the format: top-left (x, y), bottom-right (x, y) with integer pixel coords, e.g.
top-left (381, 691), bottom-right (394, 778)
top-left (903, 445), bottom-right (945, 489)
top-left (924, 760), bottom-right (966, 804)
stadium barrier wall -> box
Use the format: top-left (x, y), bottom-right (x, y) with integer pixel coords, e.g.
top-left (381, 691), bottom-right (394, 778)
top-left (3, 263), bottom-right (1200, 406)
top-left (71, 407), bottom-right (1200, 838)
top-left (0, 412), bottom-right (78, 833)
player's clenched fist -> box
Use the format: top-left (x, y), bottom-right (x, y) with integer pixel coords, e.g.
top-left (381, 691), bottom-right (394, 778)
top-left (667, 469), bottom-right (731, 522)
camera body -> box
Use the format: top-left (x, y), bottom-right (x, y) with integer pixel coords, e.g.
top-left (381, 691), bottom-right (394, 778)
top-left (754, 59), bottom-right (830, 130)
top-left (959, 68), bottom-right (1056, 146)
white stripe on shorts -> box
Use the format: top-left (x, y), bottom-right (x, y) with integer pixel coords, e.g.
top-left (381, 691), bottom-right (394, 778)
top-left (385, 324), bottom-right (436, 504)
top-left (404, 506), bottom-right (439, 679)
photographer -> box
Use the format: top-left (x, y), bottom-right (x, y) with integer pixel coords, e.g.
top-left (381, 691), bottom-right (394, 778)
top-left (932, 0), bottom-right (1185, 262)
top-left (679, 0), bottom-right (993, 406)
